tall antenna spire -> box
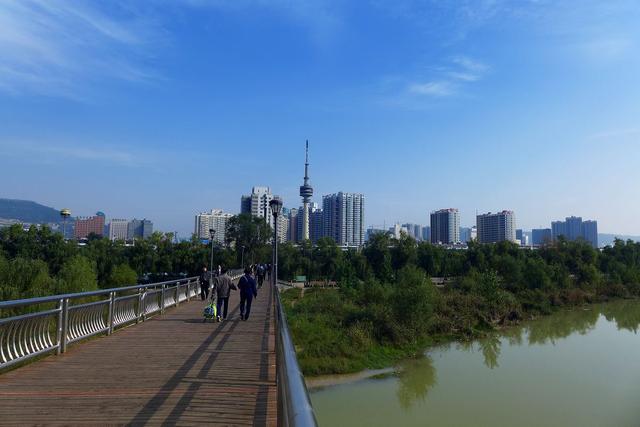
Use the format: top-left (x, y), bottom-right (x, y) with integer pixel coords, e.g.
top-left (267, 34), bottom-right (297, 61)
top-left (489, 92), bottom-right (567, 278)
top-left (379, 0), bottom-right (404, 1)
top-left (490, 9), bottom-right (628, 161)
top-left (304, 140), bottom-right (309, 184)
top-left (299, 140), bottom-right (313, 241)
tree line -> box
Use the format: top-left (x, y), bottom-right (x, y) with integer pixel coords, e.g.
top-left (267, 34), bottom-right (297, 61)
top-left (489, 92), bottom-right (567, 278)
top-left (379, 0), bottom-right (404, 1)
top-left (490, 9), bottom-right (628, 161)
top-left (3, 216), bottom-right (640, 376)
top-left (280, 232), bottom-right (640, 375)
top-left (0, 214), bottom-right (272, 302)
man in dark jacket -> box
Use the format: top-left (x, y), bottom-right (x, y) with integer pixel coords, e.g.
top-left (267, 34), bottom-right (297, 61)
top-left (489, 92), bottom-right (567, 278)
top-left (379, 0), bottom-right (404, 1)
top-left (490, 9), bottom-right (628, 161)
top-left (237, 267), bottom-right (258, 321)
top-left (199, 267), bottom-right (210, 301)
top-left (214, 268), bottom-right (236, 321)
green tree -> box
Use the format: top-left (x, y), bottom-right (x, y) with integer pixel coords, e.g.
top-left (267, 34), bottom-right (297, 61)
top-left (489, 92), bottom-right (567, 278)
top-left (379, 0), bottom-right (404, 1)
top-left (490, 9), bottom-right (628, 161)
top-left (107, 263), bottom-right (138, 288)
top-left (225, 214), bottom-right (272, 265)
top-left (314, 237), bottom-right (342, 281)
top-left (363, 232), bottom-right (393, 282)
top-left (391, 234), bottom-right (417, 274)
top-left (57, 255), bottom-right (98, 294)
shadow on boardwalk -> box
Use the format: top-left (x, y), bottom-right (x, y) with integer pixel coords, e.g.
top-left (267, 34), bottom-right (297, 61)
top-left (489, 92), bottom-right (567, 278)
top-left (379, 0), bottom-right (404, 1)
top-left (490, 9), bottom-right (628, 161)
top-left (0, 283), bottom-right (276, 426)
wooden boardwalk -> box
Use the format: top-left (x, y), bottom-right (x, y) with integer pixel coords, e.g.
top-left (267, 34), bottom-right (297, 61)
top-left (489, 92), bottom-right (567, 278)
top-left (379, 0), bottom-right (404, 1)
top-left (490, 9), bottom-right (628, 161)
top-left (0, 280), bottom-right (277, 426)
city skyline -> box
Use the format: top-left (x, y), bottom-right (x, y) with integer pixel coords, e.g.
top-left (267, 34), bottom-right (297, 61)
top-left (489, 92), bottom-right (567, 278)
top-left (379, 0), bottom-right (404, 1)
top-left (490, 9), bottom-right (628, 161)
top-left (1, 2), bottom-right (639, 236)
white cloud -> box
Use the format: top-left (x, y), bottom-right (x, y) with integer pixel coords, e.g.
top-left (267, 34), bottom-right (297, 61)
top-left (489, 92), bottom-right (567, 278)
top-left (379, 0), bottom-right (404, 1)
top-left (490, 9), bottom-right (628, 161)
top-left (451, 55), bottom-right (490, 74)
top-left (0, 140), bottom-right (144, 167)
top-left (407, 55), bottom-right (489, 98)
top-left (0, 0), bottom-right (161, 98)
top-left (409, 81), bottom-right (456, 97)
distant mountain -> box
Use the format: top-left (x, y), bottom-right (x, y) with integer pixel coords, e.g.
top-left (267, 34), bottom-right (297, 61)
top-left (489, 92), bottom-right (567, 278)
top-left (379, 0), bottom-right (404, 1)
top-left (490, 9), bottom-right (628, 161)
top-left (0, 198), bottom-right (66, 224)
top-left (599, 234), bottom-right (640, 247)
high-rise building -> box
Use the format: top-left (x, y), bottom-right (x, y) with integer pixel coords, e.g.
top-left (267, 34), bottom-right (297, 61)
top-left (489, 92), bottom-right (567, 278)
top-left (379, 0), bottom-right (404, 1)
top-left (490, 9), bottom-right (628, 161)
top-left (127, 219), bottom-right (153, 240)
top-left (476, 211), bottom-right (516, 244)
top-left (532, 228), bottom-right (552, 246)
top-left (551, 221), bottom-right (567, 241)
top-left (287, 208), bottom-right (299, 243)
top-left (582, 220), bottom-right (598, 248)
top-left (108, 219), bottom-right (129, 241)
top-left (310, 207), bottom-right (324, 243)
top-left (240, 196), bottom-right (251, 215)
top-left (366, 227), bottom-right (387, 242)
top-left (195, 209), bottom-right (233, 243)
top-left (550, 216), bottom-right (598, 248)
top-left (430, 209), bottom-right (460, 244)
top-left (389, 223), bottom-right (407, 239)
top-left (276, 214), bottom-right (289, 243)
top-left (74, 212), bottom-right (106, 239)
top-left (460, 227), bottom-right (471, 243)
top-left (422, 226), bottom-right (431, 242)
top-left (322, 192), bottom-right (365, 247)
top-left (402, 223), bottom-right (423, 241)
top-left (515, 229), bottom-right (529, 246)
top-left (566, 216), bottom-right (583, 241)
top-left (240, 186), bottom-right (276, 226)
top-left (287, 203), bottom-right (323, 244)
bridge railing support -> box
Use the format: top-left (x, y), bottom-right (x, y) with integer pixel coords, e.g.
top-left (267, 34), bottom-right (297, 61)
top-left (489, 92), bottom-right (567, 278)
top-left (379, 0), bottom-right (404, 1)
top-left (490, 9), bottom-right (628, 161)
top-left (274, 282), bottom-right (318, 427)
top-left (0, 276), bottom-right (203, 370)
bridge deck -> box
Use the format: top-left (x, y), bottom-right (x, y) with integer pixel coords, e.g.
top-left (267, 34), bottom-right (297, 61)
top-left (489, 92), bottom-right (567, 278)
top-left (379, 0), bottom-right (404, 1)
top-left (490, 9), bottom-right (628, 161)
top-left (0, 281), bottom-right (276, 426)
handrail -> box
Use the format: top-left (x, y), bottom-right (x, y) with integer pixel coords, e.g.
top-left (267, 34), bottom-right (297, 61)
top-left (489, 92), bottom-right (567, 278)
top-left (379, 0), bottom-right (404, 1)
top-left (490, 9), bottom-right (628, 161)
top-left (0, 269), bottom-right (243, 370)
top-left (0, 276), bottom-right (202, 309)
top-left (275, 283), bottom-right (318, 427)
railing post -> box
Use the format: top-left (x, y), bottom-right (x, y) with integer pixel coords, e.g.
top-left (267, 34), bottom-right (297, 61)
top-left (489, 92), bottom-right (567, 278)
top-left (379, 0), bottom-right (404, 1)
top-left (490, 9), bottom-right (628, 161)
top-left (107, 291), bottom-right (116, 335)
top-left (56, 298), bottom-right (64, 355)
top-left (161, 285), bottom-right (166, 314)
top-left (60, 298), bottom-right (69, 354)
top-left (175, 283), bottom-right (180, 306)
top-left (137, 288), bottom-right (144, 323)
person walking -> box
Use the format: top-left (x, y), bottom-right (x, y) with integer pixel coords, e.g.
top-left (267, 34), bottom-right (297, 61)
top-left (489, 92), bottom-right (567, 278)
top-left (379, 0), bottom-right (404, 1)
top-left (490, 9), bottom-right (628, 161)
top-left (199, 266), bottom-right (210, 301)
top-left (214, 268), bottom-right (236, 321)
top-left (257, 264), bottom-right (265, 289)
top-left (238, 267), bottom-right (258, 321)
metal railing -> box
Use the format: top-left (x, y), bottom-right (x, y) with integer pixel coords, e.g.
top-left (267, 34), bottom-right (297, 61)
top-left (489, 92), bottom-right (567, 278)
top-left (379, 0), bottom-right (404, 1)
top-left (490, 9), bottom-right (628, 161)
top-left (274, 281), bottom-right (318, 427)
top-left (0, 271), bottom-right (242, 371)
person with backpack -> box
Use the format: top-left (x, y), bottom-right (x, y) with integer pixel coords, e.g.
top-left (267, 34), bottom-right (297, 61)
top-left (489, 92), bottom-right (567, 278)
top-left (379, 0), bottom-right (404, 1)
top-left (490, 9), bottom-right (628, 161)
top-left (199, 266), bottom-right (210, 301)
top-left (237, 267), bottom-right (258, 321)
top-left (214, 267), bottom-right (236, 321)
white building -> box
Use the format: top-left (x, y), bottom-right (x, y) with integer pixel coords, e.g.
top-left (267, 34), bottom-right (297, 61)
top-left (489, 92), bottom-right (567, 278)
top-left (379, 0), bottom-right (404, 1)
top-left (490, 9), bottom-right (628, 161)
top-left (277, 214), bottom-right (289, 243)
top-left (195, 209), bottom-right (233, 244)
top-left (322, 192), bottom-right (365, 247)
top-left (108, 219), bottom-right (129, 241)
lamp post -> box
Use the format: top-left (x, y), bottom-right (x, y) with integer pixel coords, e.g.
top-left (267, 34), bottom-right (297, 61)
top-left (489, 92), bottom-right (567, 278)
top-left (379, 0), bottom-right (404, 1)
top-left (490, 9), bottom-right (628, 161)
top-left (241, 245), bottom-right (245, 269)
top-left (60, 208), bottom-right (71, 240)
top-left (269, 197), bottom-right (283, 288)
top-left (209, 228), bottom-right (216, 274)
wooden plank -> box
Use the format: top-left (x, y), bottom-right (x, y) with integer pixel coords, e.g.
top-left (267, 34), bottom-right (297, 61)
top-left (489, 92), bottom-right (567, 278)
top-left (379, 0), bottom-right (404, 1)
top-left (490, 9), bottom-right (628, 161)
top-left (0, 279), bottom-right (277, 427)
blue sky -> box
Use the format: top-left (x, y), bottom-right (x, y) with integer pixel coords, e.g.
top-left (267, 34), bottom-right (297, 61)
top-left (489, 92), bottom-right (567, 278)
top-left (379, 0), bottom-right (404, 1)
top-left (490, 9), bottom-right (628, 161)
top-left (1, 0), bottom-right (639, 237)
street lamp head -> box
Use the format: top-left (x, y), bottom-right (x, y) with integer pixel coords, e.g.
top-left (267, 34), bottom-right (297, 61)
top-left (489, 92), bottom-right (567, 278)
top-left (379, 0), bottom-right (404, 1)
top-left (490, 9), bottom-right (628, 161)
top-left (269, 196), bottom-right (283, 218)
top-left (209, 228), bottom-right (215, 238)
top-left (60, 208), bottom-right (71, 218)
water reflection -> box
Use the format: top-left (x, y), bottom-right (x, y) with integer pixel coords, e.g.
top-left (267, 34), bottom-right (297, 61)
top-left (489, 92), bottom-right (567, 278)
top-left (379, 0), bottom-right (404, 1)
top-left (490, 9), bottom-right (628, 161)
top-left (478, 334), bottom-right (501, 369)
top-left (395, 356), bottom-right (437, 409)
top-left (602, 300), bottom-right (640, 333)
top-left (396, 300), bottom-right (640, 408)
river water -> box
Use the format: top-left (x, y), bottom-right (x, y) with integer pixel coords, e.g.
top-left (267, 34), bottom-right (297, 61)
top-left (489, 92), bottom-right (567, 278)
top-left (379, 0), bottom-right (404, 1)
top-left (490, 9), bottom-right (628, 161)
top-left (310, 300), bottom-right (640, 426)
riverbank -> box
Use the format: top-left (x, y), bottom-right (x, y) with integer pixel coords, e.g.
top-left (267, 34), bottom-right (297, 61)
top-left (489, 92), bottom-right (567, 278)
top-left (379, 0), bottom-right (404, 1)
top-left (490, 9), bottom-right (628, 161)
top-left (283, 277), bottom-right (638, 377)
top-left (303, 302), bottom-right (606, 389)
top-left (310, 299), bottom-right (640, 427)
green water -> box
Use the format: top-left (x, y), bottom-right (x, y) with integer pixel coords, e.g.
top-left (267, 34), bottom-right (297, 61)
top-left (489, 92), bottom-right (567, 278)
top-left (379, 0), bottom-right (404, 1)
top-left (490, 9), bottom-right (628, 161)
top-left (310, 300), bottom-right (640, 426)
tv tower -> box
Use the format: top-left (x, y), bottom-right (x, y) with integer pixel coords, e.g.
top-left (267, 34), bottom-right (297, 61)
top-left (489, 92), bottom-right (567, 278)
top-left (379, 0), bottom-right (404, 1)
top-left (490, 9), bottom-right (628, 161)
top-left (299, 140), bottom-right (313, 241)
